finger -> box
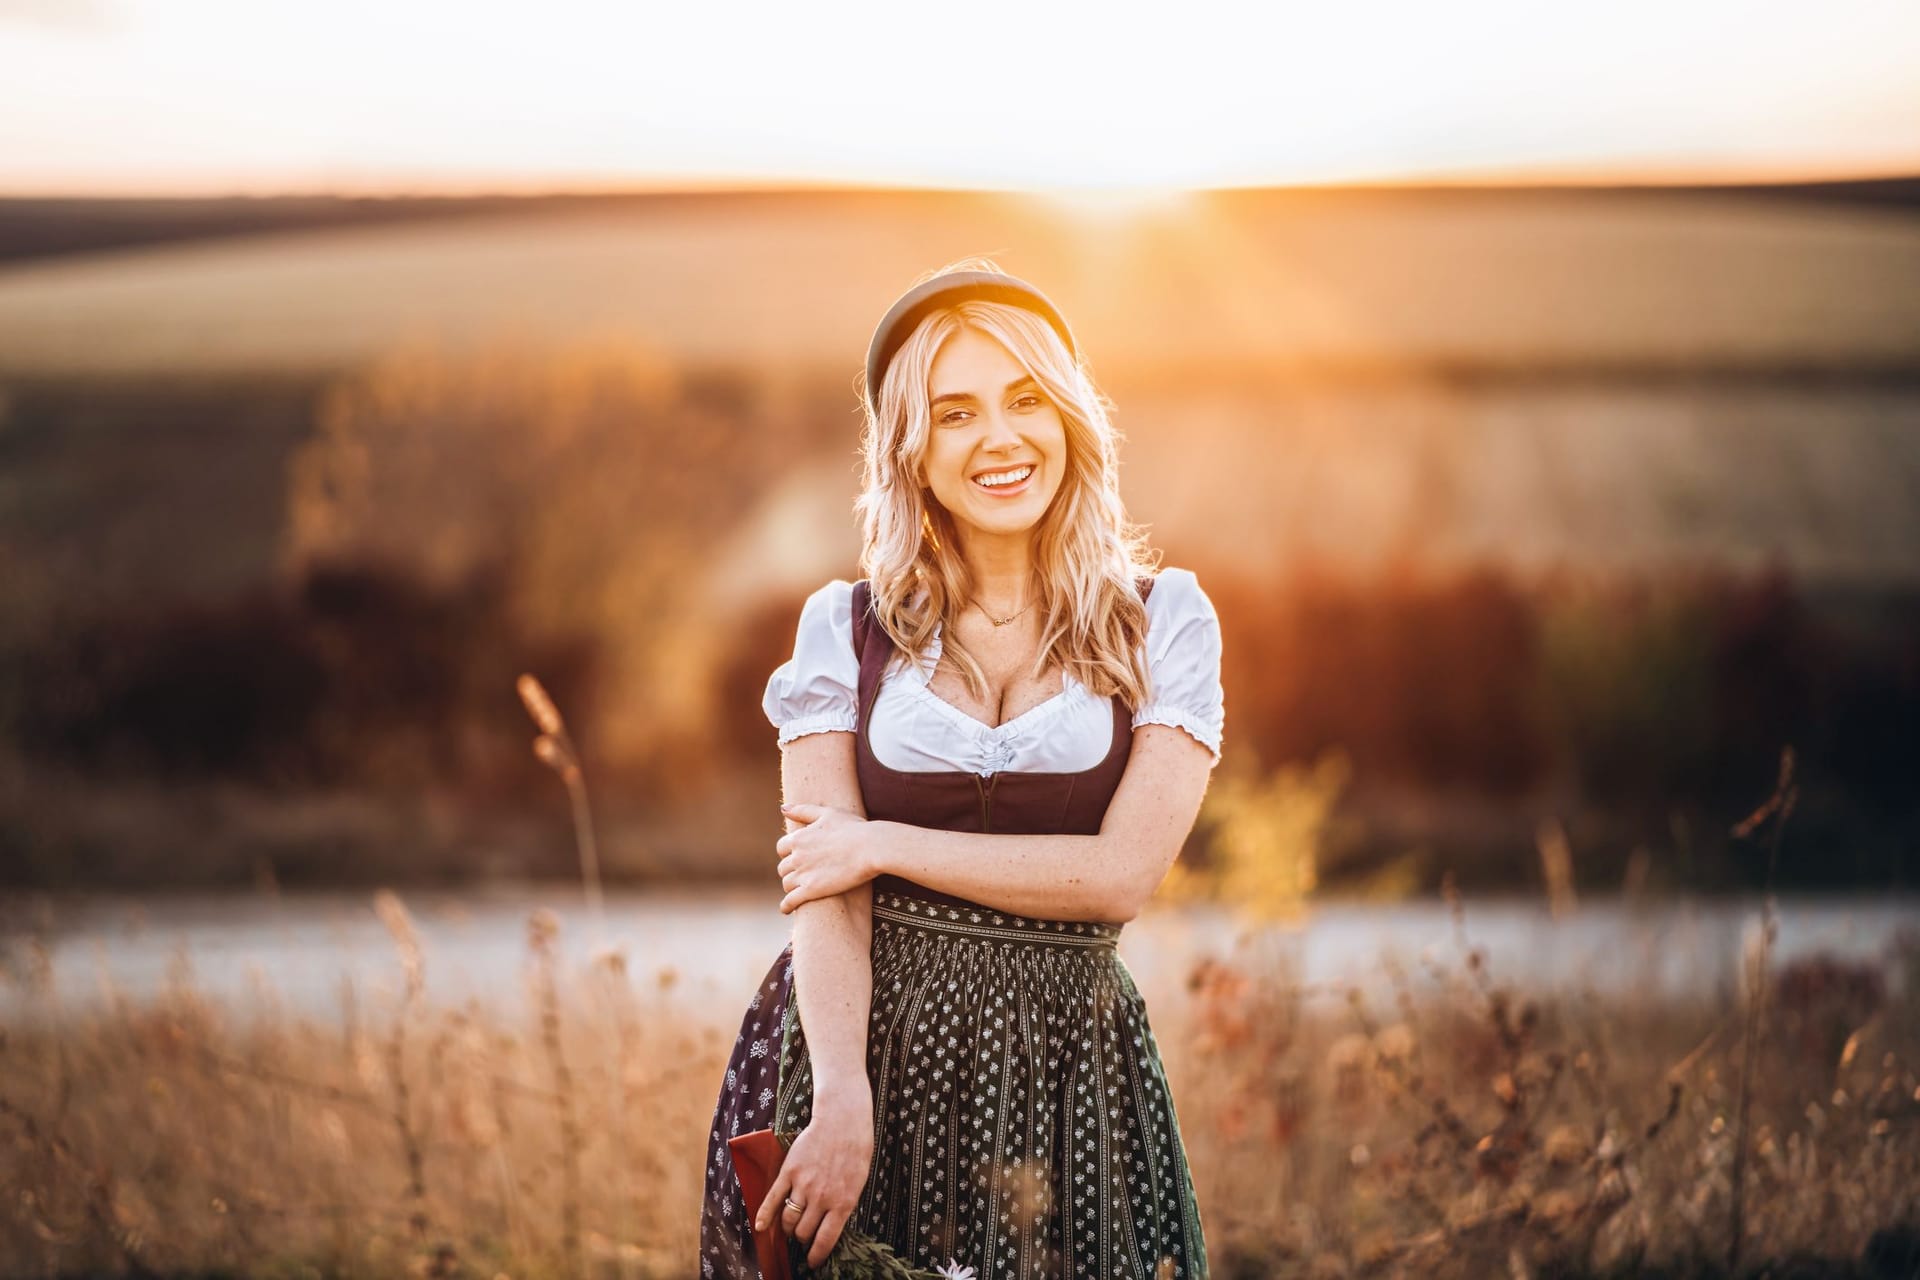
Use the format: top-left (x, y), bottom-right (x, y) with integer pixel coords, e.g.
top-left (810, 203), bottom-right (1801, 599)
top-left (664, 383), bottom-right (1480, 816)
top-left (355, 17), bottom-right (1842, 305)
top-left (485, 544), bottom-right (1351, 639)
top-left (780, 803), bottom-right (820, 824)
top-left (756, 1168), bottom-right (792, 1234)
top-left (777, 853), bottom-right (794, 876)
top-left (783, 871), bottom-right (800, 892)
top-left (775, 833), bottom-right (793, 855)
top-left (796, 1198), bottom-right (828, 1252)
top-left (809, 1208), bottom-right (850, 1266)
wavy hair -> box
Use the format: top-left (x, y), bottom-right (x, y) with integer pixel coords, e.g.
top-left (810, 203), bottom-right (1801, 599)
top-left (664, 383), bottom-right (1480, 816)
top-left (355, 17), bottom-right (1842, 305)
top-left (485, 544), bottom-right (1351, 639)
top-left (853, 258), bottom-right (1161, 710)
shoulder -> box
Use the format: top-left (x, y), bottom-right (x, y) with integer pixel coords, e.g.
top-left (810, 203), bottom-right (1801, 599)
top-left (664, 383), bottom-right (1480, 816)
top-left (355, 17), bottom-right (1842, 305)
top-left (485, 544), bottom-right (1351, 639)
top-left (796, 578), bottom-right (858, 634)
top-left (1142, 567), bottom-right (1219, 635)
top-left (763, 580), bottom-right (862, 740)
top-left (807, 578), bottom-right (858, 609)
top-left (1130, 567), bottom-right (1225, 761)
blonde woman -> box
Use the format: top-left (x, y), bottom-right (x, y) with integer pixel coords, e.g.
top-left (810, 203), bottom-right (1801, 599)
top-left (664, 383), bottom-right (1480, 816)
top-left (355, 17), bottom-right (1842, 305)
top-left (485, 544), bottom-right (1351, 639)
top-left (700, 260), bottom-right (1222, 1279)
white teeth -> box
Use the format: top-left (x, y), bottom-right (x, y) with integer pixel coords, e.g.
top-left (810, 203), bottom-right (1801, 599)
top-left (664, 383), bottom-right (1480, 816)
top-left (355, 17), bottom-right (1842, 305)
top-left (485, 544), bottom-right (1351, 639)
top-left (973, 465), bottom-right (1034, 488)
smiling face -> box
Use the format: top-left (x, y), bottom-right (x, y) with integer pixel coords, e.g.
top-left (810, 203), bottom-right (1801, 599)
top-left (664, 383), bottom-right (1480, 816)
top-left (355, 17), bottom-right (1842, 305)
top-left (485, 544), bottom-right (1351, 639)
top-left (919, 325), bottom-right (1069, 547)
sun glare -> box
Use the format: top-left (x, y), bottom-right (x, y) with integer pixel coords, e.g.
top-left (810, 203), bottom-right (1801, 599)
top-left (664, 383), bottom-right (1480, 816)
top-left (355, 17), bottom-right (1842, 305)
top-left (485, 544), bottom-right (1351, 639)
top-left (1029, 188), bottom-right (1200, 223)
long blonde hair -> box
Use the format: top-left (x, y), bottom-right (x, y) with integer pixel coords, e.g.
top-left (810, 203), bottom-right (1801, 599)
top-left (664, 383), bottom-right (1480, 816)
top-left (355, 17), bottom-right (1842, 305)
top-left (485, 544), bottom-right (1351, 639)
top-left (854, 258), bottom-right (1161, 709)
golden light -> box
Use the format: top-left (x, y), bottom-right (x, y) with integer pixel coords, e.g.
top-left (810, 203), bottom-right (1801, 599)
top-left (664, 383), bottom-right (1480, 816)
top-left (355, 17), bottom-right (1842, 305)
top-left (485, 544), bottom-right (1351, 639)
top-left (1029, 188), bottom-right (1201, 225)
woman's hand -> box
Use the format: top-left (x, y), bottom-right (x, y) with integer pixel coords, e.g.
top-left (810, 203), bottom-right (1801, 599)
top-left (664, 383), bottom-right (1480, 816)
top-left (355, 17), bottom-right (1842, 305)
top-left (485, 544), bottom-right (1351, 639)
top-left (754, 1087), bottom-right (874, 1267)
top-left (776, 804), bottom-right (885, 914)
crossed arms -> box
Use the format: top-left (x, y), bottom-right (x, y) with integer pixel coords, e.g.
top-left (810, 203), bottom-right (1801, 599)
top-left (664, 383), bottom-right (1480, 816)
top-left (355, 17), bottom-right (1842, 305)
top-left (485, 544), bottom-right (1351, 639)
top-left (780, 722), bottom-right (1214, 924)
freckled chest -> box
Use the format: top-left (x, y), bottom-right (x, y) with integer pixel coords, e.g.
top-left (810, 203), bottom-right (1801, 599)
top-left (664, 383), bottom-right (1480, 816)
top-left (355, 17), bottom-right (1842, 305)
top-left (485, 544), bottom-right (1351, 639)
top-left (924, 613), bottom-right (1062, 730)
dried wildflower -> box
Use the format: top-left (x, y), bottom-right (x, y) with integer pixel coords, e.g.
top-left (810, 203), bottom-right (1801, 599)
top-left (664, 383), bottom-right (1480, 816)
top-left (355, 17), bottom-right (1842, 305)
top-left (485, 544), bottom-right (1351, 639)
top-left (1374, 1023), bottom-right (1416, 1062)
top-left (1543, 1125), bottom-right (1588, 1167)
top-left (515, 673), bottom-right (564, 735)
top-left (526, 908), bottom-right (560, 954)
top-left (374, 890), bottom-right (424, 996)
top-left (810, 1230), bottom-right (959, 1277)
top-left (1535, 1188), bottom-right (1583, 1223)
top-left (1354, 1229), bottom-right (1397, 1267)
top-left (516, 674), bottom-right (601, 921)
top-left (533, 734), bottom-right (572, 775)
top-left (1327, 1032), bottom-right (1371, 1072)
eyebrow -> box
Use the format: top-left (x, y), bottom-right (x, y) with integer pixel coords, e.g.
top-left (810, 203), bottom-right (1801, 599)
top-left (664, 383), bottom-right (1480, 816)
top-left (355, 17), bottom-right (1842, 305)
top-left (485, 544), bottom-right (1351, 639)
top-left (930, 375), bottom-right (1038, 410)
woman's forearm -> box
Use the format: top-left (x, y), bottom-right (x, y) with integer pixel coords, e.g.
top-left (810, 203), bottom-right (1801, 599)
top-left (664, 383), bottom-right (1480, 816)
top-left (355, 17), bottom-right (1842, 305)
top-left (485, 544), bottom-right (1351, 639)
top-left (788, 881), bottom-right (873, 1102)
top-left (872, 825), bottom-right (1141, 922)
top-left (778, 733), bottom-right (876, 1107)
top-left (863, 727), bottom-right (1213, 922)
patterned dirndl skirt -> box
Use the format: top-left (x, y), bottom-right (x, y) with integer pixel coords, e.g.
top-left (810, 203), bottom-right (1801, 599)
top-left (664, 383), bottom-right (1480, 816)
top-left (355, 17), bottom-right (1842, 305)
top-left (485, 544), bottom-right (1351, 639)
top-left (698, 887), bottom-right (1209, 1279)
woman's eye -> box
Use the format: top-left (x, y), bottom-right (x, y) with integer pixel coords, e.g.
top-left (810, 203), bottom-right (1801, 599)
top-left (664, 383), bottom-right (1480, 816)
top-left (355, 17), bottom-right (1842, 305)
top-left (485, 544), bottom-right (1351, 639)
top-left (938, 409), bottom-right (969, 425)
top-left (1013, 394), bottom-right (1043, 410)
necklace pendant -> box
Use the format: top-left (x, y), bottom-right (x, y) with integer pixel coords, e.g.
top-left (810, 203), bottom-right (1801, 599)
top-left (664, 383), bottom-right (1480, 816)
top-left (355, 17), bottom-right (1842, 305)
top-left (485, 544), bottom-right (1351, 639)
top-left (973, 596), bottom-right (1031, 627)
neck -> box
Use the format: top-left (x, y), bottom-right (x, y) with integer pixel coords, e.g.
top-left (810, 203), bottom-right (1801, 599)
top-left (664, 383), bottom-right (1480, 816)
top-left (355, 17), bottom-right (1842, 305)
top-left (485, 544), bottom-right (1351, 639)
top-left (958, 530), bottom-right (1035, 612)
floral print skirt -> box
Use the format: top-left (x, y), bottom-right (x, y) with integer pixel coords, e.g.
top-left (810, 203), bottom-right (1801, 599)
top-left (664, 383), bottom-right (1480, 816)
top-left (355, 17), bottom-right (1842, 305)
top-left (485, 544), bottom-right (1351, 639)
top-left (699, 888), bottom-right (1209, 1279)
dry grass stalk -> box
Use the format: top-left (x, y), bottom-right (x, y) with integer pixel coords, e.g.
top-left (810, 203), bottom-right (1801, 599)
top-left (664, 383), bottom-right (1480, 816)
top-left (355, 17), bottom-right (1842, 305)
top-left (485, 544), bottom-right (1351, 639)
top-left (529, 908), bottom-right (585, 1280)
top-left (1726, 745), bottom-right (1798, 1275)
top-left (375, 890), bottom-right (432, 1243)
top-left (1535, 817), bottom-right (1578, 921)
top-left (518, 672), bottom-right (606, 932)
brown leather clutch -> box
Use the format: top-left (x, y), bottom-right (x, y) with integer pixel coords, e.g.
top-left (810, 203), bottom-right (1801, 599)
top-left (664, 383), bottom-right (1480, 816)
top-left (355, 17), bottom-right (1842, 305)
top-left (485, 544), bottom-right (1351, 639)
top-left (727, 1127), bottom-right (794, 1280)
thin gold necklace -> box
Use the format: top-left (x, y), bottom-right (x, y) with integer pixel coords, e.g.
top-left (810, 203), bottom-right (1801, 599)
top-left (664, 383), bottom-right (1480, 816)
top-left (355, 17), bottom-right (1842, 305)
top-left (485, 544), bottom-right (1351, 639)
top-left (970, 595), bottom-right (1036, 627)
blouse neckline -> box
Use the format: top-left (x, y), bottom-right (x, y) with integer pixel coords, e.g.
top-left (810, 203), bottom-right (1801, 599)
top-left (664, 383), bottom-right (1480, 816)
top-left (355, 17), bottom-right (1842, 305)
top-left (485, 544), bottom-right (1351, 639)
top-left (901, 618), bottom-right (1089, 739)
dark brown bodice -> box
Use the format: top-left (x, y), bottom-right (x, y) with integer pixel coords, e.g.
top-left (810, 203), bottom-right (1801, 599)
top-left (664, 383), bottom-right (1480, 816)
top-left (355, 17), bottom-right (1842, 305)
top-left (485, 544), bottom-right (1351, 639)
top-left (850, 578), bottom-right (1150, 907)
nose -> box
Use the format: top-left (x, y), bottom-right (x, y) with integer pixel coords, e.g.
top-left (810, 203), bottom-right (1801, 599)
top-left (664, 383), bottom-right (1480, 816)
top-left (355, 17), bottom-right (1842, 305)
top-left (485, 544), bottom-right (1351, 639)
top-left (979, 403), bottom-right (1022, 452)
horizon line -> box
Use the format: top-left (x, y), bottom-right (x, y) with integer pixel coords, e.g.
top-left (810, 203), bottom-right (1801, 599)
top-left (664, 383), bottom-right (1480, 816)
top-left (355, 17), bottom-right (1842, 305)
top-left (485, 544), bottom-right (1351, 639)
top-left (5, 161), bottom-right (1919, 203)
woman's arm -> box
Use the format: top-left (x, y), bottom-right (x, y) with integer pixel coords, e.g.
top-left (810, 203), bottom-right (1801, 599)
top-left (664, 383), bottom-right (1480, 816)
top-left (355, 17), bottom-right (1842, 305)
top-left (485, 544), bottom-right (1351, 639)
top-left (762, 730), bottom-right (874, 1266)
top-left (781, 724), bottom-right (1213, 923)
top-left (782, 730), bottom-right (872, 1095)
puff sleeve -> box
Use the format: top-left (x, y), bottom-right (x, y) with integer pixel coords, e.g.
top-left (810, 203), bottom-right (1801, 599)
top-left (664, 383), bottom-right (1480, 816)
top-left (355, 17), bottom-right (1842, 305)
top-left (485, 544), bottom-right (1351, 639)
top-left (761, 579), bottom-right (860, 746)
top-left (1131, 568), bottom-right (1225, 765)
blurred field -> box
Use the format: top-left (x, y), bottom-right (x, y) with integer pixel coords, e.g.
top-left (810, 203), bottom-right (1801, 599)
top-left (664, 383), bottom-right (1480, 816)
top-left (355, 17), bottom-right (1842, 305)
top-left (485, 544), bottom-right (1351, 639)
top-left (2, 188), bottom-right (1919, 378)
top-left (1, 185), bottom-right (1917, 891)
top-left (1, 886), bottom-right (1915, 1279)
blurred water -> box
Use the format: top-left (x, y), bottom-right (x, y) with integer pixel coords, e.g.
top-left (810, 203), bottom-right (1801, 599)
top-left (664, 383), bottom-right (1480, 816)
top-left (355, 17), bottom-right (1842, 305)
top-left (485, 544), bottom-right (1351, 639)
top-left (1, 887), bottom-right (1913, 1027)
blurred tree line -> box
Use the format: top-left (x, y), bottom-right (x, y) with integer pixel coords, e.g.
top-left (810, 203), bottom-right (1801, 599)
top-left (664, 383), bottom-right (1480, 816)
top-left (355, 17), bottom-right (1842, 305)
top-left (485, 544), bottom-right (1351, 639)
top-left (1, 351), bottom-right (1914, 891)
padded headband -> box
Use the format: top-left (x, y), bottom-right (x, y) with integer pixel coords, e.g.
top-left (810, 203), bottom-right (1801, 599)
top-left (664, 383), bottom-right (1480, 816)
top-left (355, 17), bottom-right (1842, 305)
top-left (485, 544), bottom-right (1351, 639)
top-left (864, 270), bottom-right (1078, 405)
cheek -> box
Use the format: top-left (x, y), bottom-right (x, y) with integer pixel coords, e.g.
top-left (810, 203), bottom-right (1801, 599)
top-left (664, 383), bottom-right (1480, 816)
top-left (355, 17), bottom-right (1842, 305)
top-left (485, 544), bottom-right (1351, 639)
top-left (919, 440), bottom-right (955, 488)
top-left (1040, 418), bottom-right (1071, 477)
top-left (1040, 411), bottom-right (1068, 451)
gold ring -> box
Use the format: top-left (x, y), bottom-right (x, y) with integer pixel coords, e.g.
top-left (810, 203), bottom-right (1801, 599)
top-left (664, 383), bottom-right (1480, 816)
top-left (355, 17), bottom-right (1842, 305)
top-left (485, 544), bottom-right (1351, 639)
top-left (783, 1197), bottom-right (804, 1215)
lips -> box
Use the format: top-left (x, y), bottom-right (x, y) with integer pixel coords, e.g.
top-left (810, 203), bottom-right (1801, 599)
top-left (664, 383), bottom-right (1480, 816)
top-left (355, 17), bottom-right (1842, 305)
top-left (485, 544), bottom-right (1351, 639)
top-left (972, 463), bottom-right (1036, 495)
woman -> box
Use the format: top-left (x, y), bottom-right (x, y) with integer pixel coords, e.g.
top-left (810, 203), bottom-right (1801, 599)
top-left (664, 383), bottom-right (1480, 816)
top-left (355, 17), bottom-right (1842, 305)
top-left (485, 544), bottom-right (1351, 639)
top-left (699, 259), bottom-right (1222, 1279)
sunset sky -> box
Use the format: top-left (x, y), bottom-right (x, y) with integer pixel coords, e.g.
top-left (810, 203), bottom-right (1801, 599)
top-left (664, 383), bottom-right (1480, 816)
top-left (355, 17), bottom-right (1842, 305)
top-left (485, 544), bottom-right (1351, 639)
top-left (3, 0), bottom-right (1917, 194)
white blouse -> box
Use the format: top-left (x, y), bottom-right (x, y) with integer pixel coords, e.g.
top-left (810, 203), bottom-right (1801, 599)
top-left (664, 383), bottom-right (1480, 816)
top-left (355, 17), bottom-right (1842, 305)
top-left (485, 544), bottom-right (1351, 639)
top-left (762, 568), bottom-right (1224, 775)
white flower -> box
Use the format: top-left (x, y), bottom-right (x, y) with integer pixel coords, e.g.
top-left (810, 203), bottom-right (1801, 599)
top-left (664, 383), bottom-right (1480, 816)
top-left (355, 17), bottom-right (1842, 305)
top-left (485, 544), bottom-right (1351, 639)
top-left (935, 1262), bottom-right (976, 1280)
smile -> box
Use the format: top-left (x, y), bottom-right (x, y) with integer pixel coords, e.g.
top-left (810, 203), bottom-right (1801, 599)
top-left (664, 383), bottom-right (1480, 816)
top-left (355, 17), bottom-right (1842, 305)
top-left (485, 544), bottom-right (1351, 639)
top-left (971, 464), bottom-right (1035, 495)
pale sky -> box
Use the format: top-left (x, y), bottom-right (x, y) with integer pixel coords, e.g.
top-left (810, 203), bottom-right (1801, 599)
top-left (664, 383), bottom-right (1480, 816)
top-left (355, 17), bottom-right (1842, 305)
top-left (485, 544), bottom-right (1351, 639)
top-left (2, 0), bottom-right (1917, 194)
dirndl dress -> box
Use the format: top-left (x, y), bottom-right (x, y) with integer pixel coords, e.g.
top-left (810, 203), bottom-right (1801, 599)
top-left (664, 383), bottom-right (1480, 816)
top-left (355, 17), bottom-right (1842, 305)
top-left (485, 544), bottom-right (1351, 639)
top-left (699, 579), bottom-right (1210, 1279)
